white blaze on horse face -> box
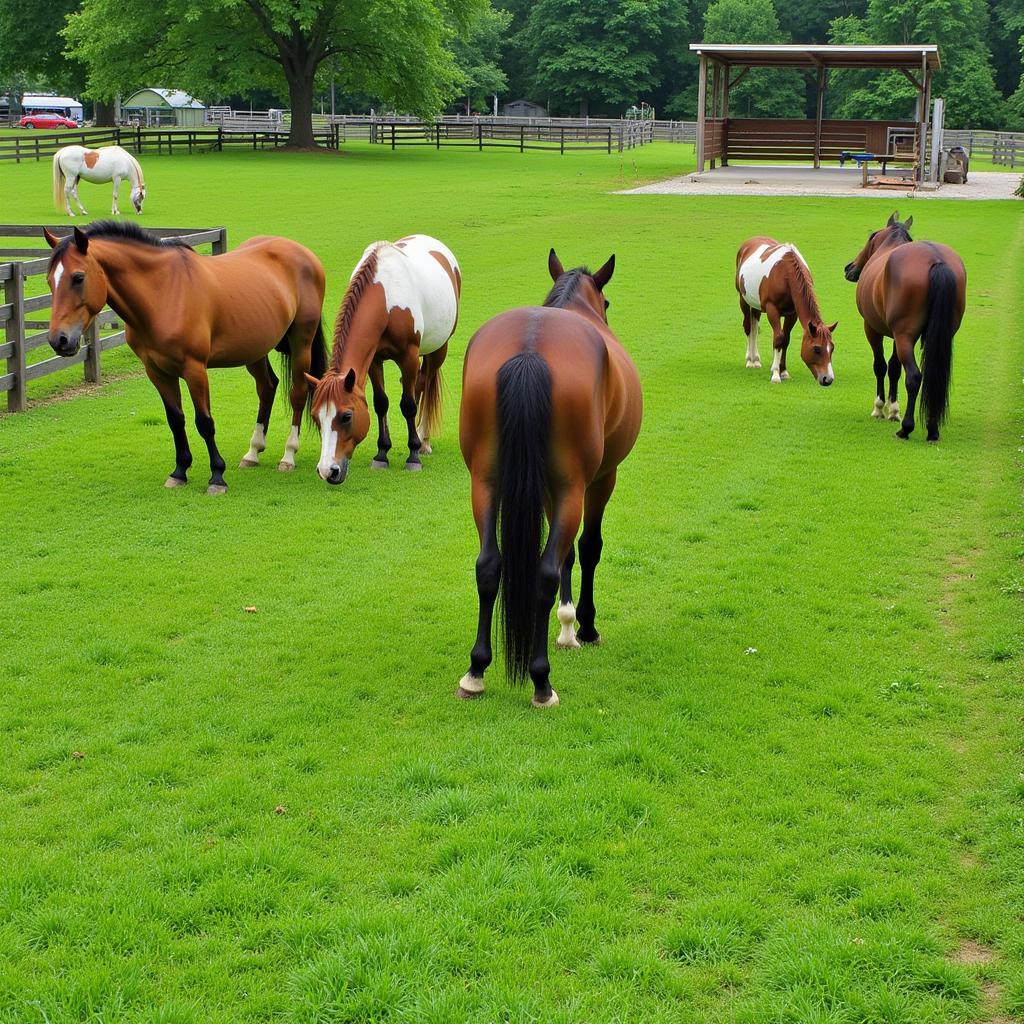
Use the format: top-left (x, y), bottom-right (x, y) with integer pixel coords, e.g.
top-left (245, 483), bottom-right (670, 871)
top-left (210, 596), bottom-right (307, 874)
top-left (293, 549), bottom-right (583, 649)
top-left (53, 263), bottom-right (64, 290)
top-left (366, 235), bottom-right (460, 354)
top-left (738, 243), bottom-right (806, 311)
top-left (317, 402), bottom-right (338, 479)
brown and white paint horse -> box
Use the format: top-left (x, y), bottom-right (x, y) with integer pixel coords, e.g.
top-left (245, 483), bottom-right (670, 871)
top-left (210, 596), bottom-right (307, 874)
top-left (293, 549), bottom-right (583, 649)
top-left (457, 250), bottom-right (642, 708)
top-left (844, 213), bottom-right (965, 442)
top-left (309, 235), bottom-right (461, 484)
top-left (736, 237), bottom-right (837, 386)
top-left (53, 145), bottom-right (146, 217)
top-left (45, 221), bottom-right (326, 493)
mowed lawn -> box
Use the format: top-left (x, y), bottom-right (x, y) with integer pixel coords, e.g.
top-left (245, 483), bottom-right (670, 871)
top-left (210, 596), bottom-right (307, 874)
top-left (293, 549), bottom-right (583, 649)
top-left (1, 143), bottom-right (1022, 1024)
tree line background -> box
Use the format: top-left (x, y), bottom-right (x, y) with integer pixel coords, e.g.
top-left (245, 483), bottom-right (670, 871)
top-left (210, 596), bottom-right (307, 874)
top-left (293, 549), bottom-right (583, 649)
top-left (1, 0), bottom-right (1022, 146)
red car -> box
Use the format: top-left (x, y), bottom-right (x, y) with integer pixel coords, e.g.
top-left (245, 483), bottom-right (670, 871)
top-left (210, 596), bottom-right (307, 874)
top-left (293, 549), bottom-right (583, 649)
top-left (19, 112), bottom-right (79, 129)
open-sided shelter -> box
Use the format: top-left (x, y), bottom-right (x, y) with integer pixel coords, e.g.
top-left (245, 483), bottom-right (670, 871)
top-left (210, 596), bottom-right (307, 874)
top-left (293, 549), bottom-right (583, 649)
top-left (689, 44), bottom-right (940, 181)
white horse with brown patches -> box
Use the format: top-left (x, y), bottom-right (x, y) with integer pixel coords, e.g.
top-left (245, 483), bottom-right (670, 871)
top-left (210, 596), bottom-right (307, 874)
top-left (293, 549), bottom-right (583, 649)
top-left (735, 236), bottom-right (837, 387)
top-left (309, 234), bottom-right (461, 483)
top-left (53, 145), bottom-right (146, 217)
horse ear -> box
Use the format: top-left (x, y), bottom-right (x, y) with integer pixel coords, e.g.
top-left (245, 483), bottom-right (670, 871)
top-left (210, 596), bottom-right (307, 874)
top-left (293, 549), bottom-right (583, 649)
top-left (593, 254), bottom-right (615, 290)
top-left (343, 368), bottom-right (356, 392)
top-left (827, 321), bottom-right (838, 333)
top-left (887, 211), bottom-right (899, 226)
top-left (304, 372), bottom-right (321, 387)
top-left (903, 216), bottom-right (913, 230)
top-left (808, 321), bottom-right (818, 337)
top-left (43, 227), bottom-right (60, 249)
top-left (73, 227), bottom-right (89, 253)
top-left (548, 248), bottom-right (564, 281)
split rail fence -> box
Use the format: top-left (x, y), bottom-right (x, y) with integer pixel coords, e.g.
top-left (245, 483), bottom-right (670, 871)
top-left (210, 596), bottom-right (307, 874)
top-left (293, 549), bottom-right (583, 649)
top-left (1, 225), bottom-right (227, 413)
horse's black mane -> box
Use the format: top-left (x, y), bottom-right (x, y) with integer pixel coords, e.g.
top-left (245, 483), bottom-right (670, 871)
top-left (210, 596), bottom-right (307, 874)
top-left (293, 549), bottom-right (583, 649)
top-left (543, 266), bottom-right (590, 308)
top-left (889, 222), bottom-right (913, 242)
top-left (50, 220), bottom-right (193, 265)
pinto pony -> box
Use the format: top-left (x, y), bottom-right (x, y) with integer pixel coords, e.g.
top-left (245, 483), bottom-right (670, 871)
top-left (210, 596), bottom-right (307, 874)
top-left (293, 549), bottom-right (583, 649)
top-left (309, 235), bottom-right (460, 484)
top-left (735, 237), bottom-right (837, 386)
top-left (457, 250), bottom-right (642, 708)
top-left (844, 213), bottom-right (966, 442)
top-left (53, 145), bottom-right (146, 217)
top-left (45, 222), bottom-right (326, 493)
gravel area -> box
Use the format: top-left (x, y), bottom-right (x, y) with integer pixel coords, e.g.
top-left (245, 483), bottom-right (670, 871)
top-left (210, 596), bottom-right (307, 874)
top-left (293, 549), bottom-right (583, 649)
top-left (618, 166), bottom-right (1021, 201)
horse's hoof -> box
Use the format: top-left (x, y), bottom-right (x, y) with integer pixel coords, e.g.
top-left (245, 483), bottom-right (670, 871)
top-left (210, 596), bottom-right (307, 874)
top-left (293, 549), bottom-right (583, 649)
top-left (457, 673), bottom-right (485, 699)
top-left (420, 442), bottom-right (433, 455)
top-left (578, 632), bottom-right (602, 646)
top-left (277, 461), bottom-right (295, 472)
top-left (164, 476), bottom-right (187, 489)
top-left (531, 690), bottom-right (560, 709)
top-left (239, 458), bottom-right (259, 468)
top-left (753, 359), bottom-right (762, 369)
top-left (405, 460), bottom-right (422, 472)
top-left (207, 483), bottom-right (228, 496)
top-left (927, 436), bottom-right (939, 444)
top-left (770, 375), bottom-right (782, 384)
top-left (895, 430), bottom-right (910, 441)
top-left (871, 408), bottom-right (884, 418)
top-left (370, 459), bottom-right (389, 469)
top-left (780, 371), bottom-right (791, 380)
top-left (888, 412), bottom-right (901, 422)
top-left (557, 635), bottom-right (581, 650)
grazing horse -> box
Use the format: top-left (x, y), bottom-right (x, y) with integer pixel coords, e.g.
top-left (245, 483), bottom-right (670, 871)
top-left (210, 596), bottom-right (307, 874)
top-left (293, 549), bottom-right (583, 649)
top-left (308, 235), bottom-right (460, 484)
top-left (457, 250), bottom-right (642, 708)
top-left (53, 145), bottom-right (146, 217)
top-left (735, 237), bottom-right (837, 386)
top-left (844, 213), bottom-right (966, 442)
top-left (44, 222), bottom-right (326, 493)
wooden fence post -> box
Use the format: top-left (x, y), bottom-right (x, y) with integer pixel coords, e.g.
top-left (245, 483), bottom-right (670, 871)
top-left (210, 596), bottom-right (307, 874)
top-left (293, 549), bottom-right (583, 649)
top-left (83, 318), bottom-right (101, 384)
top-left (213, 227), bottom-right (228, 256)
top-left (478, 121), bottom-right (483, 151)
top-left (560, 127), bottom-right (565, 155)
top-left (391, 124), bottom-right (396, 150)
top-left (520, 125), bottom-right (525, 153)
top-left (5, 263), bottom-right (27, 413)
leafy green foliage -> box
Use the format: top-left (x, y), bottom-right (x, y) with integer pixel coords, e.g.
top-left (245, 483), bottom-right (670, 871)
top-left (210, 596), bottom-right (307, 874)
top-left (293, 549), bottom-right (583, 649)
top-left (64, 0), bottom-right (486, 145)
top-left (515, 0), bottom-right (689, 115)
top-left (449, 6), bottom-right (511, 113)
top-left (0, 0), bottom-right (85, 109)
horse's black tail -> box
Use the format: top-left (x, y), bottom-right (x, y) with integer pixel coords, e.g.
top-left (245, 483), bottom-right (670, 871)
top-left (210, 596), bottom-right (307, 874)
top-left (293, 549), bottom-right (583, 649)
top-left (495, 351), bottom-right (552, 685)
top-left (920, 261), bottom-right (957, 429)
top-left (275, 320), bottom-right (327, 419)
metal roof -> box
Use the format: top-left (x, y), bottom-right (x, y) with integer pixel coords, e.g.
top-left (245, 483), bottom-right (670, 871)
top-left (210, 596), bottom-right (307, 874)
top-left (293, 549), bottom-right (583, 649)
top-left (689, 44), bottom-right (940, 71)
top-left (124, 88), bottom-right (206, 109)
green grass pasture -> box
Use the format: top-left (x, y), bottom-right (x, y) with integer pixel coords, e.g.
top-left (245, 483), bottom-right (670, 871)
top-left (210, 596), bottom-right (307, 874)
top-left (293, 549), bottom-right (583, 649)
top-left (1, 143), bottom-right (1022, 1023)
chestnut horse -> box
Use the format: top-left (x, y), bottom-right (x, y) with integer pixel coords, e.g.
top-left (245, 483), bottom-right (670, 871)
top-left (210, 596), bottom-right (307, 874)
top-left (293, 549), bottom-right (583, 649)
top-left (309, 235), bottom-right (460, 484)
top-left (45, 222), bottom-right (327, 493)
top-left (736, 236), bottom-right (837, 386)
top-left (457, 250), bottom-right (642, 708)
top-left (844, 213), bottom-right (966, 442)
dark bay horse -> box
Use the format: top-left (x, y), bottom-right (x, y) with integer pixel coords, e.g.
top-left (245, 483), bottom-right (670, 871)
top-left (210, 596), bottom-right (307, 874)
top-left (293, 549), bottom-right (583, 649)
top-left (736, 236), bottom-right (837, 385)
top-left (844, 213), bottom-right (966, 442)
top-left (45, 222), bottom-right (327, 493)
top-left (308, 235), bottom-right (461, 484)
top-left (457, 250), bottom-right (643, 708)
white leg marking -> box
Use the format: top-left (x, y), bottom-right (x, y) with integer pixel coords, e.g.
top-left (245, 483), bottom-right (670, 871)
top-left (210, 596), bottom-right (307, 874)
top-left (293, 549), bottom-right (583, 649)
top-left (556, 602), bottom-right (580, 649)
top-left (457, 672), bottom-right (485, 697)
top-left (886, 402), bottom-right (901, 422)
top-left (770, 347), bottom-right (783, 383)
top-left (240, 424), bottom-right (266, 467)
top-left (420, 434), bottom-right (432, 455)
top-left (750, 318), bottom-right (761, 367)
top-left (279, 425), bottom-right (300, 471)
top-left (531, 690), bottom-right (560, 709)
top-left (872, 397), bottom-right (885, 418)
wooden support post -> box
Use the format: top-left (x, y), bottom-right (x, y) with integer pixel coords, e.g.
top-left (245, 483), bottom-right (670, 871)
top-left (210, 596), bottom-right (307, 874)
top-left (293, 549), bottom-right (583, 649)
top-left (814, 65), bottom-right (826, 169)
top-left (696, 53), bottom-right (708, 172)
top-left (4, 263), bottom-right (26, 413)
top-left (213, 227), bottom-right (228, 256)
top-left (917, 53), bottom-right (928, 182)
top-left (722, 68), bottom-right (731, 166)
top-left (922, 64), bottom-right (933, 182)
top-left (83, 318), bottom-right (101, 384)
top-left (710, 61), bottom-right (721, 169)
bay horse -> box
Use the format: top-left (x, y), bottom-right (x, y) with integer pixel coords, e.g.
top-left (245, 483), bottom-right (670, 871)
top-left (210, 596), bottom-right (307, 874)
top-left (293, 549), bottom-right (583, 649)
top-left (53, 145), bottom-right (146, 217)
top-left (735, 237), bottom-right (837, 386)
top-left (45, 222), bottom-right (327, 493)
top-left (844, 212), bottom-right (966, 442)
top-left (457, 249), bottom-right (642, 708)
top-left (308, 235), bottom-right (460, 484)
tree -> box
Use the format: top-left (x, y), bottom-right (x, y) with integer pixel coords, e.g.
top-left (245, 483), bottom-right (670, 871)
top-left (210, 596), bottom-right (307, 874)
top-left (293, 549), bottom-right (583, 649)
top-left (702, 0), bottom-right (806, 116)
top-left (515, 0), bottom-right (688, 116)
top-left (450, 7), bottom-right (511, 113)
top-left (66, 0), bottom-right (487, 147)
top-left (0, 0), bottom-right (85, 119)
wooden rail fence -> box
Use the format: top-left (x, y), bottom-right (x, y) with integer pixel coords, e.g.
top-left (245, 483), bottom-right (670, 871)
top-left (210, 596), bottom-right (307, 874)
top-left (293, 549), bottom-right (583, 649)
top-left (1, 225), bottom-right (227, 413)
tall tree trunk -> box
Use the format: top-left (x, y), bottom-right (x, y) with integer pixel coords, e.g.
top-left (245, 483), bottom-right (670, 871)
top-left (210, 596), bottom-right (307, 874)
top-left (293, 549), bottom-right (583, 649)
top-left (94, 99), bottom-right (116, 127)
top-left (285, 66), bottom-right (317, 148)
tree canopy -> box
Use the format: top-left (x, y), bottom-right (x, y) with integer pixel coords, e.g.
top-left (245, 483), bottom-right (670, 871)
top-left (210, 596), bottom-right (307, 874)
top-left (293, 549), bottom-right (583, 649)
top-left (64, 0), bottom-right (486, 145)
